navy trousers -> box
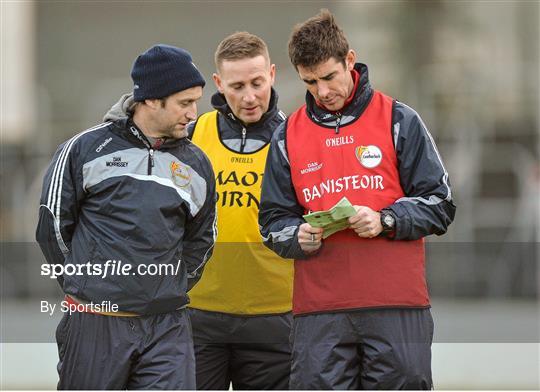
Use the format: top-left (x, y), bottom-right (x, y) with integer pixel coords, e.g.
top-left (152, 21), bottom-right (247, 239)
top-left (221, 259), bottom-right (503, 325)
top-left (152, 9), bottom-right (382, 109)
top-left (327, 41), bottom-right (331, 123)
top-left (56, 309), bottom-right (195, 390)
top-left (290, 308), bottom-right (434, 390)
top-left (189, 308), bottom-right (292, 390)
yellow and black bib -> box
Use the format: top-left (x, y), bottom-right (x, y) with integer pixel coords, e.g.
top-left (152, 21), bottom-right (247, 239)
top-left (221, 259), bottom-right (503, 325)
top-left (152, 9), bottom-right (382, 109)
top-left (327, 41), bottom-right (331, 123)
top-left (189, 111), bottom-right (293, 314)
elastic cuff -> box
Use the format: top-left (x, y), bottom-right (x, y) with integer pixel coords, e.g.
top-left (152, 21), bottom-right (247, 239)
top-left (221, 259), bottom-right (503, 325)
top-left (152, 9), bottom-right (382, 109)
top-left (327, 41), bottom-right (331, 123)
top-left (387, 203), bottom-right (411, 240)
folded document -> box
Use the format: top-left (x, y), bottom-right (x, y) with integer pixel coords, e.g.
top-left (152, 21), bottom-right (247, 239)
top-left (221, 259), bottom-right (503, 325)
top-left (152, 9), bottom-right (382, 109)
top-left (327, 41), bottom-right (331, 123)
top-left (302, 197), bottom-right (357, 239)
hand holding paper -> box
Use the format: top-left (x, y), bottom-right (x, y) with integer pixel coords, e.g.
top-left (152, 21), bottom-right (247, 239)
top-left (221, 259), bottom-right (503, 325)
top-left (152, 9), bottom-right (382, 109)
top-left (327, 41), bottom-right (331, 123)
top-left (302, 197), bottom-right (357, 239)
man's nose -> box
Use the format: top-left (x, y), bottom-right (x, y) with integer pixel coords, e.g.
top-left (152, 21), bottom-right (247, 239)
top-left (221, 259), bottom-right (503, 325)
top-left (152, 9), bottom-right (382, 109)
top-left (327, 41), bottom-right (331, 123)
top-left (242, 87), bottom-right (256, 103)
top-left (317, 82), bottom-right (330, 98)
top-left (186, 103), bottom-right (197, 121)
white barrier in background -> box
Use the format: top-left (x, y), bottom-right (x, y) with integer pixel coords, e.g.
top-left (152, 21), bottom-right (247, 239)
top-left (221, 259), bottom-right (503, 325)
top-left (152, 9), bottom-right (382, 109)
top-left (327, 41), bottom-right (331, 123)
top-left (1, 343), bottom-right (539, 390)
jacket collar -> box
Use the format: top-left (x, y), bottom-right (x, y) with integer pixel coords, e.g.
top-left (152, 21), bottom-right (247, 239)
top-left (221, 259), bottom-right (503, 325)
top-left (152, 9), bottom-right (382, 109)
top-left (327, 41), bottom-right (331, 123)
top-left (114, 117), bottom-right (187, 149)
top-left (305, 63), bottom-right (373, 129)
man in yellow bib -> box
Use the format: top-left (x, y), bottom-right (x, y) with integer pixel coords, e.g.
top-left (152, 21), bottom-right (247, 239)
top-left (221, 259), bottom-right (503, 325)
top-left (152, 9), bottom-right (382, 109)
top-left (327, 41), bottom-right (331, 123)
top-left (187, 32), bottom-right (292, 390)
top-left (104, 33), bottom-right (293, 390)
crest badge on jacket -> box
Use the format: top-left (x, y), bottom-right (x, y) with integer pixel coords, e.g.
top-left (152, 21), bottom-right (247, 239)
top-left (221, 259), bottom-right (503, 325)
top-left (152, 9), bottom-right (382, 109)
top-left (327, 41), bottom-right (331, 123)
top-left (170, 161), bottom-right (191, 187)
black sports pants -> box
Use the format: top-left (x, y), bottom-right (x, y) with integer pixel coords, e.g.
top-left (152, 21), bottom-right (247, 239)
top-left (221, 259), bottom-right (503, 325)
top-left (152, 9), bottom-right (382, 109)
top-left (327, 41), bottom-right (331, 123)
top-left (189, 308), bottom-right (292, 390)
top-left (56, 309), bottom-right (195, 389)
top-left (290, 308), bottom-right (434, 390)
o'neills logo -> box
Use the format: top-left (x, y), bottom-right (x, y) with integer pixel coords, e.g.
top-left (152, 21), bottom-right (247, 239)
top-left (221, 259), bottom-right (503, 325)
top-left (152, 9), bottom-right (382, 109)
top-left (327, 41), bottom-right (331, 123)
top-left (95, 137), bottom-right (112, 153)
top-left (326, 135), bottom-right (354, 147)
top-left (170, 161), bottom-right (191, 187)
top-left (355, 145), bottom-right (382, 168)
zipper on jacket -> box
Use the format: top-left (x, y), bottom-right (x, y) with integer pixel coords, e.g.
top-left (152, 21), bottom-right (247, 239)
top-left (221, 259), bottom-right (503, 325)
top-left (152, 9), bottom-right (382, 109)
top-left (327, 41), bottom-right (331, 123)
top-left (335, 113), bottom-right (342, 134)
top-left (148, 148), bottom-right (154, 175)
top-left (130, 126), bottom-right (155, 175)
top-left (240, 127), bottom-right (247, 152)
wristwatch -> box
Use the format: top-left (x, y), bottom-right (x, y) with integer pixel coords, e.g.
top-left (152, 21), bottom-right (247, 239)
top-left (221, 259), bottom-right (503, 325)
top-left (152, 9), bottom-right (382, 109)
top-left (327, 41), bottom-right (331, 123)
top-left (379, 210), bottom-right (396, 237)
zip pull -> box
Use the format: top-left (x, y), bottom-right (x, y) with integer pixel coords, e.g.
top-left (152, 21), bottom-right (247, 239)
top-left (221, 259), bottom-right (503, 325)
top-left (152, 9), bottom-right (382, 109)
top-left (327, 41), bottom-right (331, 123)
top-left (241, 127), bottom-right (247, 152)
top-left (334, 113), bottom-right (342, 134)
top-left (148, 148), bottom-right (155, 175)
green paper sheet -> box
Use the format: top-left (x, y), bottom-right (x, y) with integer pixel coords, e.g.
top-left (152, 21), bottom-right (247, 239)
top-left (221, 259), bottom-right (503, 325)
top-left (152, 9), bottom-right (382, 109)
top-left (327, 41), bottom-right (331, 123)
top-left (302, 197), bottom-right (357, 239)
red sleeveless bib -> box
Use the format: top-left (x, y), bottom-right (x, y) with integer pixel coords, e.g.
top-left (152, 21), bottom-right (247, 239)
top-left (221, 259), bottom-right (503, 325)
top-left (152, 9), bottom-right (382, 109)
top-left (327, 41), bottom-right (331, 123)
top-left (287, 91), bottom-right (429, 315)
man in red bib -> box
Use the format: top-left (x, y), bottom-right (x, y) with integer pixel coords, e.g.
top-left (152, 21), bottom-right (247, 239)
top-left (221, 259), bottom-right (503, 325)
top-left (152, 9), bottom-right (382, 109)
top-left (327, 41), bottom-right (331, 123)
top-left (259, 10), bottom-right (456, 389)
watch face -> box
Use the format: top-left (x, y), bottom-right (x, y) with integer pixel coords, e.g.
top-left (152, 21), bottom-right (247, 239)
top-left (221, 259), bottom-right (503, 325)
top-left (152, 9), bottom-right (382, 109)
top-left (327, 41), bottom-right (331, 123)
top-left (383, 213), bottom-right (395, 228)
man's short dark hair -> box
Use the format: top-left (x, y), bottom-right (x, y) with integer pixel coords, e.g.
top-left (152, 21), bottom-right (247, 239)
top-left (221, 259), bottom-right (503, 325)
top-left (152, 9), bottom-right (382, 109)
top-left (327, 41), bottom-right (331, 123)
top-left (288, 9), bottom-right (349, 70)
top-left (215, 32), bottom-right (270, 71)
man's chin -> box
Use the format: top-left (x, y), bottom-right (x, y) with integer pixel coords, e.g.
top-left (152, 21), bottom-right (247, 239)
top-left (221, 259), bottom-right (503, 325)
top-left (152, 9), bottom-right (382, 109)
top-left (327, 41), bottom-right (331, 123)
top-left (169, 127), bottom-right (188, 139)
top-left (321, 100), bottom-right (344, 112)
top-left (239, 112), bottom-right (263, 124)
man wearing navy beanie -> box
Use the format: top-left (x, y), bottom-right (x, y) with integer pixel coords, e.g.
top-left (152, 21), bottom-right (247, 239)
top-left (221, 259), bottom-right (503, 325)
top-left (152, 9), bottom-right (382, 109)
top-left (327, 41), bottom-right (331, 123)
top-left (130, 44), bottom-right (206, 139)
top-left (36, 44), bottom-right (216, 389)
top-left (132, 45), bottom-right (205, 101)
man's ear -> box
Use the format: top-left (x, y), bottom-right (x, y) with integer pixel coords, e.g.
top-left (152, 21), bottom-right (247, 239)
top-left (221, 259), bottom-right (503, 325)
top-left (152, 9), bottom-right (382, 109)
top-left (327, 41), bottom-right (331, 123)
top-left (269, 64), bottom-right (276, 86)
top-left (345, 50), bottom-right (356, 71)
top-left (144, 98), bottom-right (162, 110)
top-left (213, 73), bottom-right (224, 93)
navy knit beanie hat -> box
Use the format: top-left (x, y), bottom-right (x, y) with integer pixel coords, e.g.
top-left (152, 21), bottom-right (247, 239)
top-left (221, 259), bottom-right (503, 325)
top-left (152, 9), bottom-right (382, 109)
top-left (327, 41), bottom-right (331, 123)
top-left (131, 44), bottom-right (206, 102)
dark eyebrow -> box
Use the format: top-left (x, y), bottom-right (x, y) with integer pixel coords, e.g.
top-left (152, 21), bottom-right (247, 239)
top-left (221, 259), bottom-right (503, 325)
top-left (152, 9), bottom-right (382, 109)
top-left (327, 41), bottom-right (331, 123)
top-left (302, 78), bottom-right (316, 85)
top-left (321, 71), bottom-right (337, 80)
top-left (302, 71), bottom-right (337, 85)
top-left (178, 98), bottom-right (197, 105)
